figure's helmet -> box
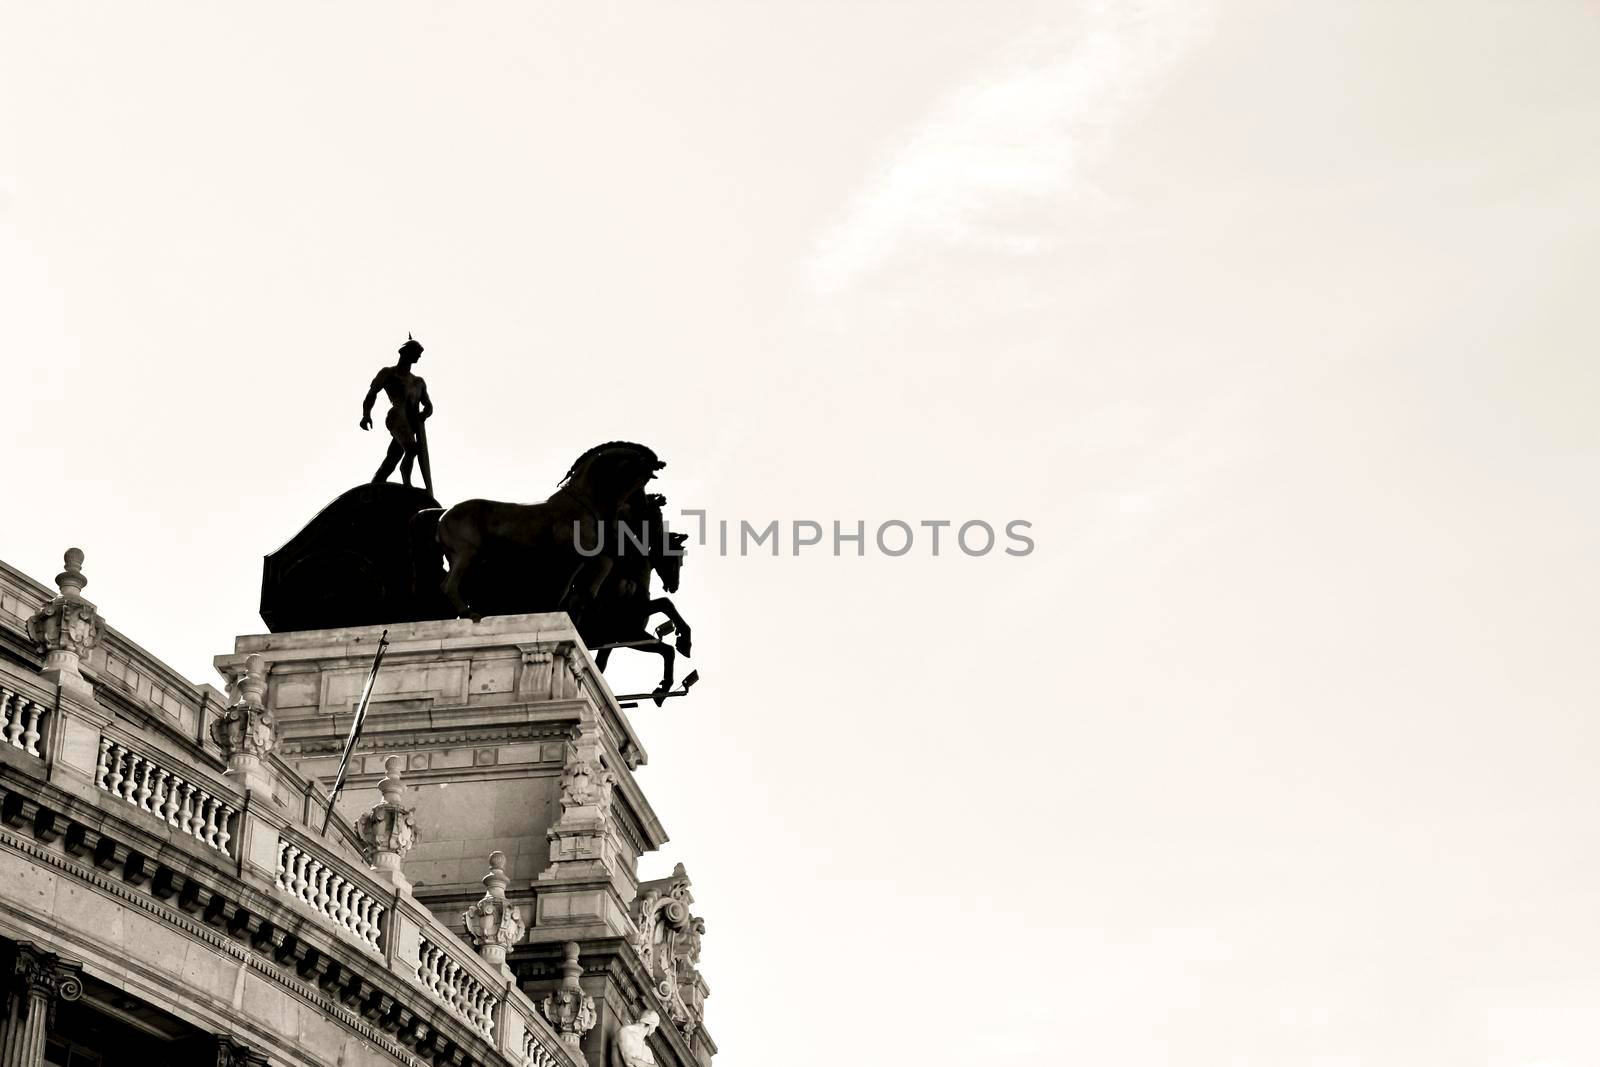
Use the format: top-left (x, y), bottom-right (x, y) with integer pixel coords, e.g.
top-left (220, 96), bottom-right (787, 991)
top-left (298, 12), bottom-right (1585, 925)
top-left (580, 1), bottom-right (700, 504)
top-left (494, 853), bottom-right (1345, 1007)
top-left (398, 333), bottom-right (424, 359)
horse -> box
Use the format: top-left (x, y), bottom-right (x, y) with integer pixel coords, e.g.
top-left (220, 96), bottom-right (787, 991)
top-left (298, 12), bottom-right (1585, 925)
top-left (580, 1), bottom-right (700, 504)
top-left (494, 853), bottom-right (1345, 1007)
top-left (581, 491), bottom-right (693, 703)
top-left (434, 442), bottom-right (665, 621)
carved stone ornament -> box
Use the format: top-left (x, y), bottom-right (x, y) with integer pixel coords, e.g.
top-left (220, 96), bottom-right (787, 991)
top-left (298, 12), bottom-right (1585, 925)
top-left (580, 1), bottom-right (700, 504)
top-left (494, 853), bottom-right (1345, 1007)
top-left (356, 755), bottom-right (417, 888)
top-left (25, 548), bottom-right (105, 692)
top-left (539, 941), bottom-right (597, 1047)
top-left (629, 863), bottom-right (708, 1037)
top-left (7, 941), bottom-right (83, 1029)
top-left (214, 1034), bottom-right (271, 1067)
top-left (559, 757), bottom-right (615, 816)
top-left (461, 850), bottom-right (525, 966)
top-left (209, 654), bottom-right (277, 761)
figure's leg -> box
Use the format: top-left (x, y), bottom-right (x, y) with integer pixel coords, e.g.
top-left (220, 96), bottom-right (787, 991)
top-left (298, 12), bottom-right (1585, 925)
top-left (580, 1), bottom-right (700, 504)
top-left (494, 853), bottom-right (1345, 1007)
top-left (373, 440), bottom-right (405, 484)
top-left (646, 597), bottom-right (692, 657)
top-left (400, 445), bottom-right (416, 487)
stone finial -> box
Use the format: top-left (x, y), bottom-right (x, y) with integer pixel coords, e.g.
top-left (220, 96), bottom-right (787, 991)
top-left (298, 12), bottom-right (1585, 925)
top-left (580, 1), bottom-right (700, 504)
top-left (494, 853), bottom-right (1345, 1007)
top-left (55, 548), bottom-right (88, 597)
top-left (209, 654), bottom-right (277, 796)
top-left (539, 941), bottom-right (596, 1048)
top-left (26, 547), bottom-right (105, 697)
top-left (462, 850), bottom-right (526, 967)
top-left (355, 755), bottom-right (416, 892)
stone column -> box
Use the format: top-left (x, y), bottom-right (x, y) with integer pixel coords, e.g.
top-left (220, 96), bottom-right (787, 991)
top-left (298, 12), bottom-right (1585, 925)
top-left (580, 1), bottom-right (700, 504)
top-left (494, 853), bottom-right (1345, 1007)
top-left (25, 548), bottom-right (104, 701)
top-left (0, 943), bottom-right (82, 1067)
top-left (539, 942), bottom-right (596, 1049)
top-left (462, 851), bottom-right (525, 968)
top-left (209, 654), bottom-right (278, 797)
top-left (356, 756), bottom-right (416, 892)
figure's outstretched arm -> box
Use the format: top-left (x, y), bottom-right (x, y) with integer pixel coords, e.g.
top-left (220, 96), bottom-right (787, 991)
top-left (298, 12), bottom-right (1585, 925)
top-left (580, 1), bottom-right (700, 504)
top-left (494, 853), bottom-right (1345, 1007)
top-left (360, 374), bottom-right (384, 430)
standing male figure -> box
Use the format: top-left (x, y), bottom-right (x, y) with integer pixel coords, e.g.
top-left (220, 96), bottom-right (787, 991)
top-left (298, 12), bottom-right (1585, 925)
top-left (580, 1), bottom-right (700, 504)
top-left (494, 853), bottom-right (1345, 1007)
top-left (360, 334), bottom-right (434, 494)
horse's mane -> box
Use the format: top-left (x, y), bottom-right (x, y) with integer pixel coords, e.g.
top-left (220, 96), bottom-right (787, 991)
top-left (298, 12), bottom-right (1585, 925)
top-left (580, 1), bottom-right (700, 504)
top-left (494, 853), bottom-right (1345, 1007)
top-left (560, 441), bottom-right (661, 485)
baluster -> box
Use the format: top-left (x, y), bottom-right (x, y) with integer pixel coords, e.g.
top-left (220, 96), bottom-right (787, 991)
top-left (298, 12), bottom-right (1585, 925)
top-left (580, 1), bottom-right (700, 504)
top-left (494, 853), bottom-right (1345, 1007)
top-left (214, 803), bottom-right (235, 855)
top-left (4, 693), bottom-right (23, 747)
top-left (331, 877), bottom-right (352, 929)
top-left (285, 845), bottom-right (306, 898)
top-left (443, 959), bottom-right (463, 1013)
top-left (419, 942), bottom-right (440, 991)
top-left (346, 888), bottom-right (367, 939)
top-left (162, 776), bottom-right (183, 826)
top-left (149, 768), bottom-right (169, 815)
top-left (301, 856), bottom-right (320, 906)
top-left (135, 759), bottom-right (155, 809)
top-left (188, 788), bottom-right (208, 838)
top-left (106, 744), bottom-right (127, 796)
top-left (368, 903), bottom-right (384, 948)
top-left (178, 783), bottom-right (197, 835)
top-left (0, 688), bottom-right (13, 744)
top-left (198, 793), bottom-right (219, 848)
top-left (275, 840), bottom-right (290, 891)
top-left (292, 851), bottom-right (311, 903)
top-left (20, 701), bottom-right (43, 757)
top-left (356, 896), bottom-right (376, 942)
top-left (95, 737), bottom-right (112, 789)
top-left (121, 754), bottom-right (143, 803)
top-left (313, 867), bottom-right (331, 913)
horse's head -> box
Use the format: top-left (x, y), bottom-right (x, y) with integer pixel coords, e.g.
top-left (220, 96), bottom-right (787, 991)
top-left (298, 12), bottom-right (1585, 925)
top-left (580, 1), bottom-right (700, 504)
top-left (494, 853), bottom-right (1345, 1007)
top-left (656, 530), bottom-right (689, 593)
top-left (563, 441), bottom-right (665, 511)
top-left (619, 490), bottom-right (687, 593)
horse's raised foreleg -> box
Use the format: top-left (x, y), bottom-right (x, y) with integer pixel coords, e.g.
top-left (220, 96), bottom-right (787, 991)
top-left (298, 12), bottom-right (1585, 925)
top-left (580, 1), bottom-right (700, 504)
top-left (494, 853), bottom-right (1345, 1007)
top-left (638, 636), bottom-right (675, 704)
top-left (646, 597), bottom-right (692, 657)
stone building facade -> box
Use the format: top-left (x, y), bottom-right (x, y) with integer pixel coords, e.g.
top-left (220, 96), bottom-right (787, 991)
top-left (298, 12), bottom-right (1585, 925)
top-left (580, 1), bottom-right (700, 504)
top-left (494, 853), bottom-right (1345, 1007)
top-left (0, 551), bottom-right (714, 1067)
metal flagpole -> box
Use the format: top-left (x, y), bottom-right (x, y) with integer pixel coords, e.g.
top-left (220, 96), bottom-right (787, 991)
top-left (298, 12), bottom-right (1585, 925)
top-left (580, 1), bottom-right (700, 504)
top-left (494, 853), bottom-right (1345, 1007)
top-left (320, 629), bottom-right (390, 834)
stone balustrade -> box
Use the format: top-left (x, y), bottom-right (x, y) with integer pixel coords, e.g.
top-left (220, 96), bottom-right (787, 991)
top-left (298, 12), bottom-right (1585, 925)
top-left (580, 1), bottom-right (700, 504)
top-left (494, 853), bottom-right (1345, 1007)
top-left (520, 1026), bottom-right (564, 1067)
top-left (94, 736), bottom-right (237, 857)
top-left (0, 684), bottom-right (49, 757)
top-left (417, 934), bottom-right (498, 1039)
top-left (274, 837), bottom-right (387, 952)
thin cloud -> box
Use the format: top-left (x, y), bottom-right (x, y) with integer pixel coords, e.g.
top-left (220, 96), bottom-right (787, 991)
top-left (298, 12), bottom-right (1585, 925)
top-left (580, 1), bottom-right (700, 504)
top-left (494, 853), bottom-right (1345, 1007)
top-left (805, 0), bottom-right (1211, 296)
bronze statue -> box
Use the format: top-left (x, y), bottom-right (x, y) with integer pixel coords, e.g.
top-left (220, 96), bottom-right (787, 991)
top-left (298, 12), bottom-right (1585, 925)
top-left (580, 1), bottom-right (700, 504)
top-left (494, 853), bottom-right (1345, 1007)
top-left (583, 491), bottom-right (692, 703)
top-left (434, 442), bottom-right (665, 622)
top-left (361, 335), bottom-right (434, 494)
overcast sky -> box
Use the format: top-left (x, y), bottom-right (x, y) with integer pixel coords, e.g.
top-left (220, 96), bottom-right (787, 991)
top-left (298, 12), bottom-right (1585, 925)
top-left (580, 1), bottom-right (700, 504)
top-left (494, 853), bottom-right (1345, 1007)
top-left (4, 2), bottom-right (1600, 1064)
